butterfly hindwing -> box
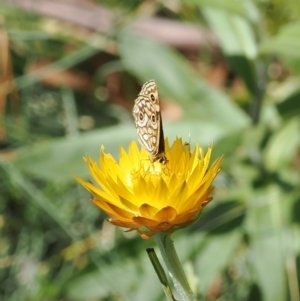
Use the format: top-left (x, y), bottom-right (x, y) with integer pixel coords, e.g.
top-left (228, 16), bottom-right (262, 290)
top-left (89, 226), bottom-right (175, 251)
top-left (132, 80), bottom-right (167, 164)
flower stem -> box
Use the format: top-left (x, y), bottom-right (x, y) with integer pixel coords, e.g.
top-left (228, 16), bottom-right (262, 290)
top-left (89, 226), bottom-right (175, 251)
top-left (154, 233), bottom-right (198, 301)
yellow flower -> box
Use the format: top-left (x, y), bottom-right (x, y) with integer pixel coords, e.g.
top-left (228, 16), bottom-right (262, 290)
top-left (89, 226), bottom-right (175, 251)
top-left (76, 138), bottom-right (223, 239)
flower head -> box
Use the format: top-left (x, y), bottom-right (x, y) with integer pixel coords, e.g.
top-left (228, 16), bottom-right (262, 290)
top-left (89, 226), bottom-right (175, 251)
top-left (76, 138), bottom-right (223, 239)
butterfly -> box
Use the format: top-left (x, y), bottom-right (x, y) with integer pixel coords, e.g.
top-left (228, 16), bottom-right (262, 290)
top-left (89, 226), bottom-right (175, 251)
top-left (132, 80), bottom-right (168, 164)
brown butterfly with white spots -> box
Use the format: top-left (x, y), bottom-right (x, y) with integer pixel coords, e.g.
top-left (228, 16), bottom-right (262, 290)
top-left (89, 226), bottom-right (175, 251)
top-left (132, 80), bottom-right (168, 164)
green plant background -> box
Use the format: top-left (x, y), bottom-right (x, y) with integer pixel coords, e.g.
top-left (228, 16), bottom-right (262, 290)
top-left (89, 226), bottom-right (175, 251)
top-left (1, 1), bottom-right (300, 301)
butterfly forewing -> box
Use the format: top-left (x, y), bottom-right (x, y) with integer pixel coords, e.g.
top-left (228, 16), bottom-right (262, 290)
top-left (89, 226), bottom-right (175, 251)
top-left (132, 80), bottom-right (167, 164)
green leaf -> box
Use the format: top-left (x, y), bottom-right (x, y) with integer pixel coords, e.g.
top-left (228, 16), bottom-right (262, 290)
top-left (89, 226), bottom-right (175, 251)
top-left (15, 45), bottom-right (99, 90)
top-left (227, 56), bottom-right (257, 94)
top-left (13, 121), bottom-right (235, 182)
top-left (13, 125), bottom-right (137, 182)
top-left (65, 257), bottom-right (160, 301)
top-left (260, 22), bottom-right (300, 59)
top-left (277, 89), bottom-right (300, 119)
top-left (165, 121), bottom-right (243, 146)
top-left (193, 230), bottom-right (242, 292)
top-left (202, 8), bottom-right (257, 94)
top-left (203, 8), bottom-right (257, 59)
top-left (0, 157), bottom-right (74, 238)
top-left (12, 118), bottom-right (239, 184)
top-left (245, 186), bottom-right (288, 301)
top-left (181, 0), bottom-right (248, 17)
top-left (263, 117), bottom-right (300, 172)
top-left (119, 31), bottom-right (250, 129)
top-left (212, 124), bottom-right (266, 163)
top-left (251, 237), bottom-right (284, 301)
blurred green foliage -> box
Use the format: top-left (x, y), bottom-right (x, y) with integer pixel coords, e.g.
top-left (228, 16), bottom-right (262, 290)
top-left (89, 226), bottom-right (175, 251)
top-left (0, 1), bottom-right (300, 301)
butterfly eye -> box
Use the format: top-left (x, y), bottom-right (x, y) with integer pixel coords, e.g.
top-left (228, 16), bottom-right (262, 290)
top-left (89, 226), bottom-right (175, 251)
top-left (139, 112), bottom-right (143, 121)
top-left (150, 94), bottom-right (155, 102)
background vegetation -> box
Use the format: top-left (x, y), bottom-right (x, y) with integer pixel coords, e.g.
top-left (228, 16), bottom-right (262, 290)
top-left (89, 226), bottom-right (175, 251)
top-left (1, 0), bottom-right (300, 300)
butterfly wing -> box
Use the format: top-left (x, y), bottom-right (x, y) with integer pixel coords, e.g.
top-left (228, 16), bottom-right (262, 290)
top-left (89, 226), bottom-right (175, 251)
top-left (132, 80), bottom-right (167, 163)
top-left (132, 94), bottom-right (159, 155)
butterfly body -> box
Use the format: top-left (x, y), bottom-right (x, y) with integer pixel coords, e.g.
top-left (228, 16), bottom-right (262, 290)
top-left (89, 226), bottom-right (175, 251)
top-left (132, 80), bottom-right (168, 164)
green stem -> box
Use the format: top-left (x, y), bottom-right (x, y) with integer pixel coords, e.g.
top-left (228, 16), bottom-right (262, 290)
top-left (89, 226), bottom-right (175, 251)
top-left (154, 233), bottom-right (198, 301)
top-left (147, 248), bottom-right (176, 301)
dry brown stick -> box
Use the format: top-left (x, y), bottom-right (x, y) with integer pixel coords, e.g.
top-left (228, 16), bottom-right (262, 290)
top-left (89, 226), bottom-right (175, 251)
top-left (0, 18), bottom-right (20, 140)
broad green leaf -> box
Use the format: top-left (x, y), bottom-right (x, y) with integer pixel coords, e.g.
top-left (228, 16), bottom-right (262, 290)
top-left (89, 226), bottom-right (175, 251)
top-left (175, 226), bottom-right (243, 295)
top-left (203, 8), bottom-right (257, 94)
top-left (119, 31), bottom-right (250, 129)
top-left (251, 236), bottom-right (285, 301)
top-left (247, 284), bottom-right (263, 301)
top-left (181, 0), bottom-right (247, 17)
top-left (283, 58), bottom-right (300, 75)
top-left (291, 227), bottom-right (300, 254)
top-left (242, 0), bottom-right (260, 23)
top-left (12, 121), bottom-right (233, 182)
top-left (165, 121), bottom-right (243, 146)
top-left (277, 89), bottom-right (300, 119)
top-left (194, 201), bottom-right (246, 232)
top-left (181, 0), bottom-right (260, 22)
top-left (212, 124), bottom-right (266, 163)
top-left (65, 256), bottom-right (160, 301)
top-left (203, 8), bottom-right (257, 59)
top-left (260, 22), bottom-right (300, 59)
top-left (259, 21), bottom-right (300, 75)
top-left (226, 56), bottom-right (257, 94)
top-left (193, 230), bottom-right (242, 292)
top-left (13, 125), bottom-right (136, 182)
top-left (263, 117), bottom-right (300, 172)
top-left (246, 186), bottom-right (288, 301)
